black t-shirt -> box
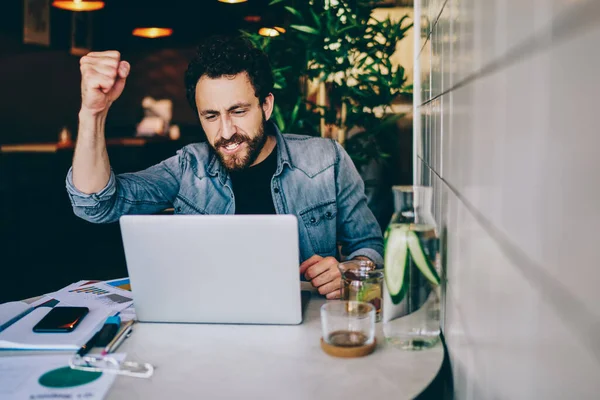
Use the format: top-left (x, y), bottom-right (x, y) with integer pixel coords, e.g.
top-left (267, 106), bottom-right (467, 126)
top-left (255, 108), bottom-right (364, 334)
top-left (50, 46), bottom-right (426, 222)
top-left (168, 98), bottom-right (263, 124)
top-left (229, 145), bottom-right (278, 215)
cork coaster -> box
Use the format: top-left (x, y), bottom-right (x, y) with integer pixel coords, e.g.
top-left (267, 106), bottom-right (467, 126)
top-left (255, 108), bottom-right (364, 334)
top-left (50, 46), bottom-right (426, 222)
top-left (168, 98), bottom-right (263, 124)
top-left (320, 338), bottom-right (377, 358)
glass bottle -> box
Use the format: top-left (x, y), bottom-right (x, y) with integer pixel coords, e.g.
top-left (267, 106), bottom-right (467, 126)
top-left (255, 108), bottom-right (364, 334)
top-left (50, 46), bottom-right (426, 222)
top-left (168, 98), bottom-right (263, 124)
top-left (382, 186), bottom-right (441, 350)
top-left (338, 259), bottom-right (384, 322)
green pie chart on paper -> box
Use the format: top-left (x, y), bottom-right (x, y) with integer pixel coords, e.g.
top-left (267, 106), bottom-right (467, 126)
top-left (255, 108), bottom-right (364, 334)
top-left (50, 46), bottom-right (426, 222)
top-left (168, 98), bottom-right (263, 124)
top-left (38, 366), bottom-right (102, 388)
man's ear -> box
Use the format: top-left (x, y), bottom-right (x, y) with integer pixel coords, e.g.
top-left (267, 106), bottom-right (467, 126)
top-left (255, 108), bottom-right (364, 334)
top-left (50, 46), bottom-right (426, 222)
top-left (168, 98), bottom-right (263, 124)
top-left (262, 93), bottom-right (275, 120)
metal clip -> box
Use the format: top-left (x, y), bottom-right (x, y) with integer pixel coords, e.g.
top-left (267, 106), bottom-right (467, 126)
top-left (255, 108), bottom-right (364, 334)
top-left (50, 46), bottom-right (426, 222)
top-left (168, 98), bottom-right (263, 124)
top-left (69, 355), bottom-right (154, 379)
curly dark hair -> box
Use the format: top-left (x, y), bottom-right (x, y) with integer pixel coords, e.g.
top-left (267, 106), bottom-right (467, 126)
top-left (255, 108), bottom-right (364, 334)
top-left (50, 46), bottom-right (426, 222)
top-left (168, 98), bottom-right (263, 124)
top-left (185, 35), bottom-right (274, 114)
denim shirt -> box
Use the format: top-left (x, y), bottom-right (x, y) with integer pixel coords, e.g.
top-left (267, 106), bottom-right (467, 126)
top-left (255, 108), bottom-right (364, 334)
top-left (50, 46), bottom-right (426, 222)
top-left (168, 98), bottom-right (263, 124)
top-left (65, 123), bottom-right (384, 265)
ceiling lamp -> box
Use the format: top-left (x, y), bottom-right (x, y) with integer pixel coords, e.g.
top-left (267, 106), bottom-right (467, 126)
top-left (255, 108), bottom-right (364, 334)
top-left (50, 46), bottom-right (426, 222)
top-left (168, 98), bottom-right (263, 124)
top-left (244, 15), bottom-right (262, 23)
top-left (258, 26), bottom-right (286, 37)
top-left (217, 0), bottom-right (248, 3)
top-left (258, 27), bottom-right (279, 37)
top-left (52, 0), bottom-right (105, 11)
top-left (132, 27), bottom-right (173, 38)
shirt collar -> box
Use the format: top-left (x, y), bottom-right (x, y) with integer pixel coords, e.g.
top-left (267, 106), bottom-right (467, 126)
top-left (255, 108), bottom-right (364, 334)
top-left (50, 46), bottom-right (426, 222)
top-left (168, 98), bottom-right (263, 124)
top-left (271, 121), bottom-right (292, 176)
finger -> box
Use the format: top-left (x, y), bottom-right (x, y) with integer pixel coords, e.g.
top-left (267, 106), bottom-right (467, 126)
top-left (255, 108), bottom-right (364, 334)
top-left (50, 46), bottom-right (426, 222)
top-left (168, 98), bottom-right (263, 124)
top-left (304, 257), bottom-right (337, 280)
top-left (82, 69), bottom-right (116, 94)
top-left (81, 64), bottom-right (116, 83)
top-left (311, 267), bottom-right (341, 288)
top-left (317, 278), bottom-right (341, 296)
top-left (83, 50), bottom-right (122, 60)
top-left (81, 63), bottom-right (118, 80)
top-left (111, 73), bottom-right (127, 99)
top-left (326, 289), bottom-right (341, 300)
top-left (299, 255), bottom-right (323, 275)
top-left (80, 55), bottom-right (120, 70)
top-left (117, 61), bottom-right (130, 79)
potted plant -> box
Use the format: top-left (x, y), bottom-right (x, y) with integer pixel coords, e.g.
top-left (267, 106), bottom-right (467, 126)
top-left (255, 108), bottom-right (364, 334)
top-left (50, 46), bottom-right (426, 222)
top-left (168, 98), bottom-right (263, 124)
top-left (242, 0), bottom-right (413, 226)
top-left (242, 0), bottom-right (413, 168)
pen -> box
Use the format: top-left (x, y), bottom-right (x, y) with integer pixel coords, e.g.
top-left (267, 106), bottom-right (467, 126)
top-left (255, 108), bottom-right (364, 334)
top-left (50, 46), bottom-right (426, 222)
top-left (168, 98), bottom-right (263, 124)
top-left (101, 320), bottom-right (134, 356)
top-left (76, 315), bottom-right (121, 357)
top-left (77, 330), bottom-right (100, 357)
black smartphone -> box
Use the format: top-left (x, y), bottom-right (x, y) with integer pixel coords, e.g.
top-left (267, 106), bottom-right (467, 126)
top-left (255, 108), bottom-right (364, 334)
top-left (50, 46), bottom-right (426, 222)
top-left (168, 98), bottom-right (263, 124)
top-left (32, 307), bottom-right (89, 333)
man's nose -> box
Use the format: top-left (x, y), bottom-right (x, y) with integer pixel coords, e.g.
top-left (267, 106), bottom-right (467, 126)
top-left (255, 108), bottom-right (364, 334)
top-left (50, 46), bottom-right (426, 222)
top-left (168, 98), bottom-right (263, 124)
top-left (220, 115), bottom-right (236, 140)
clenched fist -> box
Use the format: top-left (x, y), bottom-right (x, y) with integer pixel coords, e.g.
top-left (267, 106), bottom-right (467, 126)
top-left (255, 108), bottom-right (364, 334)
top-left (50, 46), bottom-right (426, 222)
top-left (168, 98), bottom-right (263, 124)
top-left (79, 50), bottom-right (130, 116)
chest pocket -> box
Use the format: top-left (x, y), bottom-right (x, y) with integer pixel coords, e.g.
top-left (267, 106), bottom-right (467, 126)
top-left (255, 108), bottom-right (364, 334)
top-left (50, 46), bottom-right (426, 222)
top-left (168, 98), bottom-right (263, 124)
top-left (300, 201), bottom-right (337, 256)
top-left (173, 195), bottom-right (206, 215)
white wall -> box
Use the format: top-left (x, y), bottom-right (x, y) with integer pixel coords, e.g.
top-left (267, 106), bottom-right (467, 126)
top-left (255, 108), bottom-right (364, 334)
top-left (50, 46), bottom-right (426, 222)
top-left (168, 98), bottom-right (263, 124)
top-left (414, 0), bottom-right (600, 398)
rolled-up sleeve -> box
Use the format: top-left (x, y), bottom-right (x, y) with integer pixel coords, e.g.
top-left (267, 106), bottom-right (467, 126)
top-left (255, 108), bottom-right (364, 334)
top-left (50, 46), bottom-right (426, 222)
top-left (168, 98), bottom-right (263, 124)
top-left (333, 141), bottom-right (384, 267)
top-left (66, 167), bottom-right (118, 208)
top-left (347, 248), bottom-right (384, 267)
top-left (65, 152), bottom-right (183, 224)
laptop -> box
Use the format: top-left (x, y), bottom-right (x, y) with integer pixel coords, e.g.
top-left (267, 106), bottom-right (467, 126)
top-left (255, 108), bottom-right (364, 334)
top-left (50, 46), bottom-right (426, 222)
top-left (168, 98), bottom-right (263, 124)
top-left (118, 214), bottom-right (303, 325)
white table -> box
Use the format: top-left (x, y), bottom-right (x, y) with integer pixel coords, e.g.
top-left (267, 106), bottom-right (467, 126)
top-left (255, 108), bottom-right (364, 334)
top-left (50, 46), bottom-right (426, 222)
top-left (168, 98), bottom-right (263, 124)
top-left (109, 285), bottom-right (444, 399)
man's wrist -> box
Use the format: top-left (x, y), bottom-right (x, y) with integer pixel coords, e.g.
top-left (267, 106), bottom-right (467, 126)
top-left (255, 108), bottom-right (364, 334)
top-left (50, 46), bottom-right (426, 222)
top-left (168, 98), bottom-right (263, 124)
top-left (351, 256), bottom-right (372, 262)
top-left (79, 106), bottom-right (108, 119)
top-left (350, 256), bottom-right (378, 270)
top-left (348, 248), bottom-right (383, 269)
top-left (77, 108), bottom-right (108, 140)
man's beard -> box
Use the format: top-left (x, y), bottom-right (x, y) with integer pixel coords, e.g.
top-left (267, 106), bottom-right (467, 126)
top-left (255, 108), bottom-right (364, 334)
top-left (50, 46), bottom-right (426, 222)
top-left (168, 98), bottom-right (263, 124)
top-left (213, 116), bottom-right (269, 172)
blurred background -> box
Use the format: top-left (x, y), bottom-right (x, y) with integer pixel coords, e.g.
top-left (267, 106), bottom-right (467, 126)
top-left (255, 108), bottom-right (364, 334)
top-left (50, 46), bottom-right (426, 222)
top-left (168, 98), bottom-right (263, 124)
top-left (0, 0), bottom-right (415, 302)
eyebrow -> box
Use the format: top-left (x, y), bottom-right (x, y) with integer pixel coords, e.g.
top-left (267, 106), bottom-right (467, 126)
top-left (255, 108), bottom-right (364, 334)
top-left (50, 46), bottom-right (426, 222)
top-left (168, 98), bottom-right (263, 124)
top-left (199, 102), bottom-right (252, 116)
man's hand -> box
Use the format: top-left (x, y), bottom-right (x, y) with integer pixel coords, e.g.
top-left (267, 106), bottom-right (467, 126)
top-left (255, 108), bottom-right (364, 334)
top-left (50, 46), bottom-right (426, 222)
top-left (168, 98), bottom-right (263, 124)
top-left (73, 51), bottom-right (130, 194)
top-left (79, 50), bottom-right (130, 116)
top-left (299, 255), bottom-right (341, 299)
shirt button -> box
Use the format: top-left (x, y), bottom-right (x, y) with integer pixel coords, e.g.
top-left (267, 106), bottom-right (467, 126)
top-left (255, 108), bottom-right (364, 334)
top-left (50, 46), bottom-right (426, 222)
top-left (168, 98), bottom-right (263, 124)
top-left (273, 187), bottom-right (280, 194)
top-left (325, 212), bottom-right (332, 218)
top-left (310, 217), bottom-right (316, 223)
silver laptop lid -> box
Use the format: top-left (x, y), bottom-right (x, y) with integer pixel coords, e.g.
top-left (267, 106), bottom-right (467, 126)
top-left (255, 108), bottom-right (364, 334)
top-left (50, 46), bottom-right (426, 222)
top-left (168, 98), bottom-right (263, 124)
top-left (119, 214), bottom-right (302, 325)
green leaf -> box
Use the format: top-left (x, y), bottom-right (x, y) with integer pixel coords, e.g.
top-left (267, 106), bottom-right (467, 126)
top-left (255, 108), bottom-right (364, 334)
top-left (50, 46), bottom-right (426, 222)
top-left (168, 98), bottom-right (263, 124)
top-left (273, 104), bottom-right (286, 132)
top-left (268, 0), bottom-right (286, 5)
top-left (399, 84), bottom-right (414, 95)
top-left (396, 14), bottom-right (410, 27)
top-left (391, 65), bottom-right (407, 88)
top-left (310, 9), bottom-right (322, 29)
top-left (290, 24), bottom-right (320, 35)
top-left (336, 23), bottom-right (359, 36)
top-left (284, 6), bottom-right (303, 21)
top-left (354, 54), bottom-right (370, 70)
top-left (289, 97), bottom-right (302, 129)
top-left (272, 66), bottom-right (293, 74)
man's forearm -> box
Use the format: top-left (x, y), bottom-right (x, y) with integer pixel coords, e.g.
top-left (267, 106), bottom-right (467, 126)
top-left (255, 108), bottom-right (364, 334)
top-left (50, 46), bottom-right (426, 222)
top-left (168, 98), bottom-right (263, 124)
top-left (72, 110), bottom-right (111, 194)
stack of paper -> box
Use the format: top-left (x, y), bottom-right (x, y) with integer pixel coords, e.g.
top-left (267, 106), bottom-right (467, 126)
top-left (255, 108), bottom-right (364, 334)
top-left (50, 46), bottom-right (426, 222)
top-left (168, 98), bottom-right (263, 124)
top-left (0, 307), bottom-right (109, 351)
top-left (105, 277), bottom-right (137, 321)
top-left (0, 279), bottom-right (134, 351)
top-left (0, 301), bottom-right (33, 332)
top-left (48, 281), bottom-right (134, 313)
